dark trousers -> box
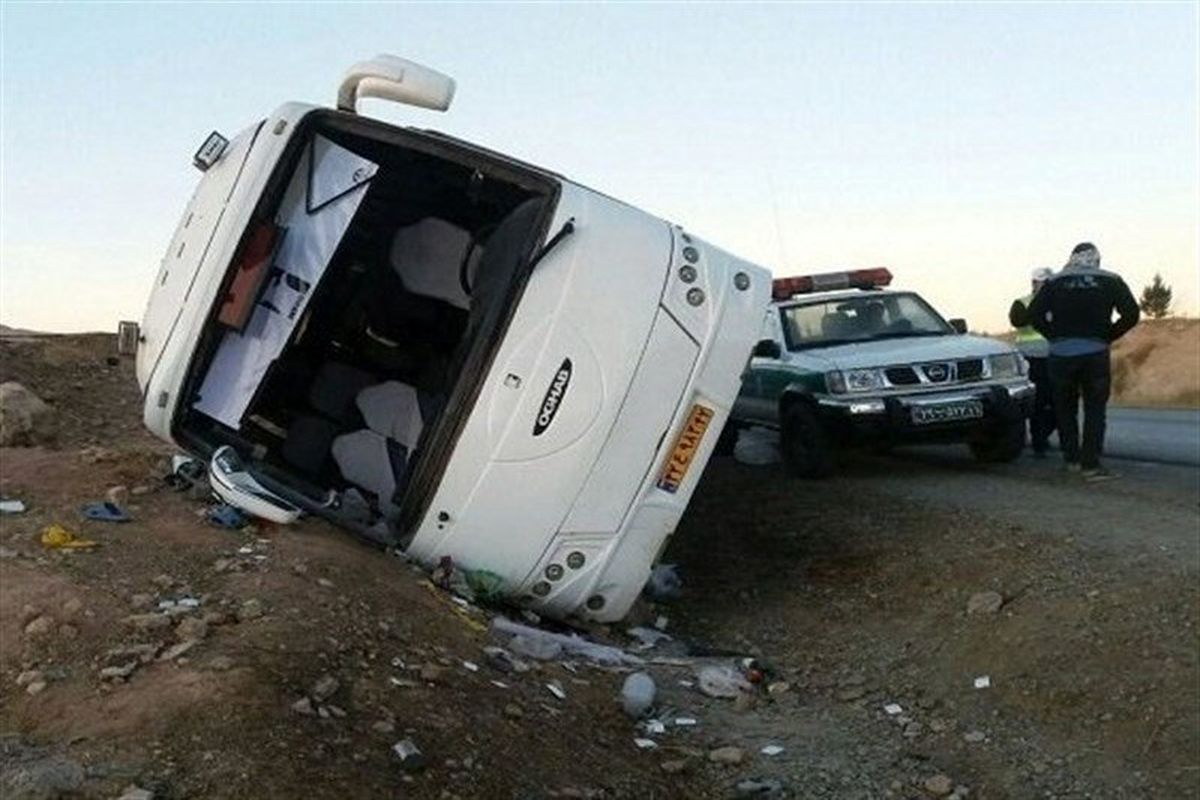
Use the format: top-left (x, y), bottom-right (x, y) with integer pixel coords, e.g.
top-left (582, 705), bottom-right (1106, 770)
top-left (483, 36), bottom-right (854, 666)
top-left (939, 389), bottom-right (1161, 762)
top-left (1026, 357), bottom-right (1057, 452)
top-left (1048, 351), bottom-right (1111, 469)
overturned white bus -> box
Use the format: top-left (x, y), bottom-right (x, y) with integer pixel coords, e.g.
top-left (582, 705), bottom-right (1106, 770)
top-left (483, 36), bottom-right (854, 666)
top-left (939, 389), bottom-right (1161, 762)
top-left (131, 55), bottom-right (769, 622)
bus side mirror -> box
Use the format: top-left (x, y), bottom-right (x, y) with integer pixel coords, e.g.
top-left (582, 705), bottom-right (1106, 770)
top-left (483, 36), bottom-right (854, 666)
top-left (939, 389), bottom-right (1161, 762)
top-left (949, 318), bottom-right (968, 334)
top-left (752, 339), bottom-right (782, 359)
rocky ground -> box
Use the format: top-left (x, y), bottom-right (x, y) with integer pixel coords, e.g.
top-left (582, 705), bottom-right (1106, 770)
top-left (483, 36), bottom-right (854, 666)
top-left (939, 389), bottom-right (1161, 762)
top-left (1, 333), bottom-right (1197, 799)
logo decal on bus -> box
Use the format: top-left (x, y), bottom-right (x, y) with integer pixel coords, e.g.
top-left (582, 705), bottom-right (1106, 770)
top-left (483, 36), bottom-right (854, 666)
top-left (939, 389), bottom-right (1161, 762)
top-left (533, 359), bottom-right (573, 436)
top-left (657, 404), bottom-right (715, 493)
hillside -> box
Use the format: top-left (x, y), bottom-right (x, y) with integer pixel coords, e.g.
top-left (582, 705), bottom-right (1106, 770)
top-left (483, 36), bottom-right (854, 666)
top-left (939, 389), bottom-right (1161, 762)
top-left (1110, 318), bottom-right (1200, 408)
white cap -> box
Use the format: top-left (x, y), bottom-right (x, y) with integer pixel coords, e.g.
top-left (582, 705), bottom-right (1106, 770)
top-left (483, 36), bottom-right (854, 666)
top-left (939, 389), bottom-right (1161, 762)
top-left (1031, 267), bottom-right (1053, 282)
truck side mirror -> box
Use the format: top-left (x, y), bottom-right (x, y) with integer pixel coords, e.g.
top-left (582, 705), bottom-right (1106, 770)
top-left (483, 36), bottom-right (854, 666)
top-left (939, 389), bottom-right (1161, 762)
top-left (949, 318), bottom-right (968, 334)
top-left (752, 339), bottom-right (782, 359)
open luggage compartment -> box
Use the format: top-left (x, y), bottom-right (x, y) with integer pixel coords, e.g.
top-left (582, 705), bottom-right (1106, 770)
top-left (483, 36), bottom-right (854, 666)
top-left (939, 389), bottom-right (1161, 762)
top-left (176, 114), bottom-right (557, 541)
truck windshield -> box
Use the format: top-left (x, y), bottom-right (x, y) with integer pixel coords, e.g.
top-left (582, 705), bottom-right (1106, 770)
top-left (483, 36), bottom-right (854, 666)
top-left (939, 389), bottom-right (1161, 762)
top-left (781, 292), bottom-right (951, 350)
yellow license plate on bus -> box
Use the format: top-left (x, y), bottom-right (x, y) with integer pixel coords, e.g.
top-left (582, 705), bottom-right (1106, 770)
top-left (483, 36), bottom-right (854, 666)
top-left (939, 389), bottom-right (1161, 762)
top-left (657, 404), bottom-right (715, 493)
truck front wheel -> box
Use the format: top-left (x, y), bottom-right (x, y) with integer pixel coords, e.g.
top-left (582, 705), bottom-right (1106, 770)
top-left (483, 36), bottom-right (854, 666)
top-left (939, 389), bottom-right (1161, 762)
top-left (969, 419), bottom-right (1026, 463)
top-left (781, 402), bottom-right (834, 478)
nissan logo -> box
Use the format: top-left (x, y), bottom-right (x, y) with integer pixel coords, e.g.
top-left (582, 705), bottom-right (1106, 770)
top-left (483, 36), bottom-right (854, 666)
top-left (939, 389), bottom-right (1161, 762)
top-left (533, 359), bottom-right (573, 436)
top-left (924, 363), bottom-right (949, 382)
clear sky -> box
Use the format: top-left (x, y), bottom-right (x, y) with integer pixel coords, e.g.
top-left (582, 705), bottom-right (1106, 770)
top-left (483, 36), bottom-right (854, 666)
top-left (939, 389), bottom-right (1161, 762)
top-left (2, 2), bottom-right (1197, 333)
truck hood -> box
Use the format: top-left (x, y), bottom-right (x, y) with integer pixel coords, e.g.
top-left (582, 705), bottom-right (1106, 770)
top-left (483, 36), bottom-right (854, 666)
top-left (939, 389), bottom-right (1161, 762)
top-left (791, 334), bottom-right (1015, 371)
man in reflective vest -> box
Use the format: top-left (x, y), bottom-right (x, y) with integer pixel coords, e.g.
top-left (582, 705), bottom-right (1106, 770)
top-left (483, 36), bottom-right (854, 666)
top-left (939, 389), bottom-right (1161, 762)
top-left (1009, 267), bottom-right (1055, 456)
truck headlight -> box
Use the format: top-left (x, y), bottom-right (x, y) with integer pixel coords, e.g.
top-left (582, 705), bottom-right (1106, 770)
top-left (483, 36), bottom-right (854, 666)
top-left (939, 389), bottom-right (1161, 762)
top-left (828, 369), bottom-right (882, 393)
top-left (989, 353), bottom-right (1024, 378)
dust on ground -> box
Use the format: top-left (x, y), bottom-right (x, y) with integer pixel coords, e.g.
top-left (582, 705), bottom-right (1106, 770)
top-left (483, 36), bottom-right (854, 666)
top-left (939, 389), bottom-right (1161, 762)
top-left (2, 333), bottom-right (1198, 799)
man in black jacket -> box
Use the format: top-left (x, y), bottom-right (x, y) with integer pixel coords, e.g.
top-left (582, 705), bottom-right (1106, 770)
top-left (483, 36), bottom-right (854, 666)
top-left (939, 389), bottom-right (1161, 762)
top-left (1028, 243), bottom-right (1140, 480)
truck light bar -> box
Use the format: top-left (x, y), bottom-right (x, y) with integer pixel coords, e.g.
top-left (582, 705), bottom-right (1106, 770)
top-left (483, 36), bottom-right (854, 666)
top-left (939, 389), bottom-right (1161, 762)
top-left (772, 267), bottom-right (892, 300)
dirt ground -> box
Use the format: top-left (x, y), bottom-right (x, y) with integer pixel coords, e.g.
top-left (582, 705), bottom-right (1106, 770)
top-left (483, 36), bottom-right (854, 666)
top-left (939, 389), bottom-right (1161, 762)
top-left (1, 333), bottom-right (1198, 799)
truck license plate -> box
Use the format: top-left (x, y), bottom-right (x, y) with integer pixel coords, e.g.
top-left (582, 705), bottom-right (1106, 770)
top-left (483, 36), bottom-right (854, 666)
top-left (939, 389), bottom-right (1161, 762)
top-left (910, 400), bottom-right (984, 425)
top-left (657, 404), bottom-right (715, 493)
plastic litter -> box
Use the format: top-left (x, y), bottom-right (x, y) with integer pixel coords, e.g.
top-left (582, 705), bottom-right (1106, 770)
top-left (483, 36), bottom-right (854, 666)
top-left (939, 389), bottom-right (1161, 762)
top-left (0, 499), bottom-right (27, 514)
top-left (674, 717), bottom-right (698, 726)
top-left (628, 626), bottom-right (673, 650)
top-left (508, 633), bottom-right (564, 661)
top-left (464, 569), bottom-right (506, 604)
top-left (696, 664), bottom-right (752, 699)
top-left (40, 524), bottom-right (98, 550)
top-left (491, 617), bottom-right (644, 667)
top-left (621, 671), bottom-right (657, 718)
top-left (81, 501), bottom-right (131, 523)
top-left (545, 680), bottom-right (567, 700)
top-left (208, 504), bottom-right (248, 530)
top-left (643, 563), bottom-right (683, 601)
top-left (760, 744), bottom-right (785, 756)
top-left (733, 426), bottom-right (781, 465)
top-left (633, 738), bottom-right (658, 750)
top-left (974, 675), bottom-right (991, 689)
top-left (654, 615), bottom-right (669, 631)
top-left (643, 719), bottom-right (666, 735)
top-left (462, 661), bottom-right (479, 672)
top-left (391, 739), bottom-right (427, 771)
top-left (884, 703), bottom-right (903, 715)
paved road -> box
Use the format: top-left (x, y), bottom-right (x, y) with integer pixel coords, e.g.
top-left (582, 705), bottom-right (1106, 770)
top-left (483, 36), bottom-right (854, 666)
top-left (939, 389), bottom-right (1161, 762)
top-left (1104, 407), bottom-right (1200, 466)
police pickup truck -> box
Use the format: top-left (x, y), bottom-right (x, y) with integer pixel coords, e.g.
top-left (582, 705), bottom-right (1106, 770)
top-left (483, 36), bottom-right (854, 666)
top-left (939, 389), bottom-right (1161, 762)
top-left (730, 268), bottom-right (1034, 477)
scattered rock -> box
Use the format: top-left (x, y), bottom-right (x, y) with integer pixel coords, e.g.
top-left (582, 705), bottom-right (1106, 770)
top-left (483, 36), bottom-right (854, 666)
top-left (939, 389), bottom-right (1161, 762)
top-left (25, 680), bottom-right (47, 696)
top-left (963, 730), bottom-right (986, 743)
top-left (292, 697), bottom-right (315, 716)
top-left (105, 485), bottom-right (130, 507)
top-left (621, 671), bottom-right (656, 718)
top-left (418, 663), bottom-right (446, 684)
top-left (708, 746), bottom-right (745, 765)
top-left (736, 778), bottom-right (785, 797)
top-left (152, 574), bottom-right (175, 590)
top-left (57, 624), bottom-right (78, 640)
top-left (966, 591), bottom-right (1004, 616)
top-left (130, 484), bottom-right (153, 496)
top-left (391, 739), bottom-right (427, 772)
top-left (311, 674), bottom-right (339, 702)
top-left (122, 613), bottom-right (171, 632)
top-left (372, 720), bottom-right (396, 735)
top-left (61, 597), bottom-right (83, 618)
top-left (660, 759), bottom-right (688, 775)
top-left (208, 656), bottom-right (234, 671)
top-left (317, 578), bottom-right (335, 589)
top-left (924, 774), bottom-right (955, 796)
top-left (159, 641), bottom-right (198, 661)
top-left (0, 752), bottom-right (84, 798)
top-left (175, 617), bottom-right (208, 642)
top-left (837, 685), bottom-right (866, 701)
top-left (211, 558), bottom-right (234, 574)
top-left (237, 599), bottom-right (264, 621)
top-left (503, 703), bottom-right (524, 719)
top-left (99, 661), bottom-right (139, 681)
top-left (129, 593), bottom-right (154, 610)
top-left (0, 382), bottom-right (57, 446)
top-left (23, 615), bottom-right (54, 637)
top-left (202, 610), bottom-right (232, 627)
top-left (16, 670), bottom-right (44, 687)
top-left (117, 785), bottom-right (155, 800)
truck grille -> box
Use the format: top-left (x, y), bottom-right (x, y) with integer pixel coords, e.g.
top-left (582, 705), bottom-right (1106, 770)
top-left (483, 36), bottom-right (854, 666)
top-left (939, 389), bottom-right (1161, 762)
top-left (884, 366), bottom-right (920, 385)
top-left (956, 358), bottom-right (984, 381)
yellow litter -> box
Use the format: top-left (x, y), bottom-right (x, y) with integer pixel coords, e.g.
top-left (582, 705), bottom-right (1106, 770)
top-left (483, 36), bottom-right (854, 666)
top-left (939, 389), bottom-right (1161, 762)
top-left (41, 524), bottom-right (98, 550)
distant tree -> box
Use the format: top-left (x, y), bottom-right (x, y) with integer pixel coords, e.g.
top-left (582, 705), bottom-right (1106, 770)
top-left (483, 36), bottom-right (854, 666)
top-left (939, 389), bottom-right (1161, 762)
top-left (1139, 273), bottom-right (1173, 319)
